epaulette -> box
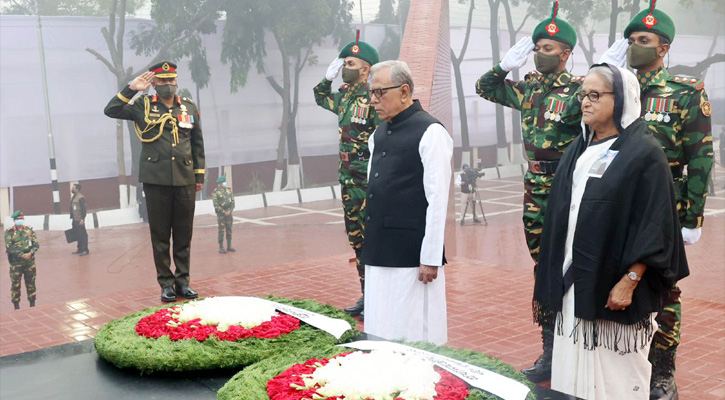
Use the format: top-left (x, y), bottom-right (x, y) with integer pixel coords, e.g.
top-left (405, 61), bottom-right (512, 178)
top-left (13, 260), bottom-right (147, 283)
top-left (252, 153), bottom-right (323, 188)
top-left (182, 97), bottom-right (195, 104)
top-left (568, 76), bottom-right (584, 84)
top-left (672, 75), bottom-right (705, 91)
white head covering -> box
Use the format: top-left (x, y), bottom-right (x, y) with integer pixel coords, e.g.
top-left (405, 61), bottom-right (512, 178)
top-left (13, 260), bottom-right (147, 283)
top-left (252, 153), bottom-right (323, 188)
top-left (584, 63), bottom-right (641, 135)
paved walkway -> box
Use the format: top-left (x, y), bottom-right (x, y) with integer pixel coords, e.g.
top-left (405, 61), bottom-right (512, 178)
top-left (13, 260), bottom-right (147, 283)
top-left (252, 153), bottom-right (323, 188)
top-left (1, 173), bottom-right (724, 399)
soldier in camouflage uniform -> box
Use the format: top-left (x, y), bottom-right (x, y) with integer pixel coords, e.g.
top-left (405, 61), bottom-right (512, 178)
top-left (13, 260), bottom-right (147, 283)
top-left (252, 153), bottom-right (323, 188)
top-left (313, 32), bottom-right (381, 320)
top-left (212, 175), bottom-right (235, 254)
top-left (5, 210), bottom-right (39, 310)
top-left (600, 3), bottom-right (714, 398)
top-left (475, 2), bottom-right (583, 383)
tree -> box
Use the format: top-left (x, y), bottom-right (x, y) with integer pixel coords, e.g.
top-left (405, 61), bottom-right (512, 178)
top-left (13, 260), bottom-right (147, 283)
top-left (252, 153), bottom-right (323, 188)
top-left (450, 0), bottom-right (476, 167)
top-left (0, 0), bottom-right (136, 15)
top-left (86, 0), bottom-right (220, 206)
top-left (220, 0), bottom-right (353, 191)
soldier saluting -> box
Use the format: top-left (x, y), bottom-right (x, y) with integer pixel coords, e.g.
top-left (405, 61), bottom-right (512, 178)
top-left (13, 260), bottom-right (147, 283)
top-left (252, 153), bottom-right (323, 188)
top-left (600, 1), bottom-right (714, 398)
top-left (476, 1), bottom-right (583, 383)
top-left (313, 31), bottom-right (382, 321)
top-left (104, 61), bottom-right (205, 303)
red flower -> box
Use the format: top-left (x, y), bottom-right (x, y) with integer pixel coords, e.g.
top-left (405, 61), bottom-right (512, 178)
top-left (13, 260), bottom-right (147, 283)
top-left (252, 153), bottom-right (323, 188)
top-left (135, 309), bottom-right (300, 342)
top-left (266, 352), bottom-right (470, 400)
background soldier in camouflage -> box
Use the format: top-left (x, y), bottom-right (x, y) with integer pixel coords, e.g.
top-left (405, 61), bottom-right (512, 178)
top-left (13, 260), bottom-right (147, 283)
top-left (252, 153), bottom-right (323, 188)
top-left (313, 32), bottom-right (381, 320)
top-left (5, 210), bottom-right (39, 310)
top-left (476, 1), bottom-right (582, 383)
top-left (601, 3), bottom-right (714, 398)
top-left (212, 175), bottom-right (235, 254)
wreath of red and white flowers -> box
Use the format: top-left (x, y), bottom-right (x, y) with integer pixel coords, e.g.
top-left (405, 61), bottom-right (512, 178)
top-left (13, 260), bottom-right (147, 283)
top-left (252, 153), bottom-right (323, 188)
top-left (266, 351), bottom-right (470, 400)
top-left (135, 297), bottom-right (300, 342)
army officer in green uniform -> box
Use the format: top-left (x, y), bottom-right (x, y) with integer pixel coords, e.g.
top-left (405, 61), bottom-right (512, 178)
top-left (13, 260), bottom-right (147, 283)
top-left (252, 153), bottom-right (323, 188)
top-left (5, 210), bottom-right (39, 309)
top-left (313, 32), bottom-right (381, 320)
top-left (475, 1), bottom-right (583, 383)
top-left (600, 2), bottom-right (714, 397)
top-left (104, 61), bottom-right (205, 303)
top-left (212, 175), bottom-right (235, 254)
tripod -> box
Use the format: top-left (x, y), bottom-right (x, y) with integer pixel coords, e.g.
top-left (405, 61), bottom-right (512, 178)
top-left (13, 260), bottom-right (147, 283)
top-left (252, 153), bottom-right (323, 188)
top-left (460, 182), bottom-right (487, 226)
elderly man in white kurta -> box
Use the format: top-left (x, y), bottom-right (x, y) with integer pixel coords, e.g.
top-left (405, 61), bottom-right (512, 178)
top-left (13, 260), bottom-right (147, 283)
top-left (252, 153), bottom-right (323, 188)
top-left (359, 60), bottom-right (453, 346)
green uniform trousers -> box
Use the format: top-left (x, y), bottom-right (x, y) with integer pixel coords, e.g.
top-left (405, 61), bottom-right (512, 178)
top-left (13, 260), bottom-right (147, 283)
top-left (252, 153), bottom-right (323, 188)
top-left (9, 261), bottom-right (36, 303)
top-left (341, 184), bottom-right (366, 282)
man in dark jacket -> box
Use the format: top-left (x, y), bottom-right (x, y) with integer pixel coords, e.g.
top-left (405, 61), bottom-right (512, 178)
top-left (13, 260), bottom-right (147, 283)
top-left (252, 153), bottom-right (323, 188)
top-left (70, 184), bottom-right (89, 256)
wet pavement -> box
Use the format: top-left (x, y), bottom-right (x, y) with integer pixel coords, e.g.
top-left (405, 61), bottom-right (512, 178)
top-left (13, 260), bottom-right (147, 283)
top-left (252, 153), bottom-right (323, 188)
top-left (1, 172), bottom-right (724, 399)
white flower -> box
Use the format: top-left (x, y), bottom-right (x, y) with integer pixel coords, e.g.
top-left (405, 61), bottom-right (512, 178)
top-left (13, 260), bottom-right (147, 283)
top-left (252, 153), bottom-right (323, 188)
top-left (171, 297), bottom-right (279, 330)
top-left (301, 350), bottom-right (441, 400)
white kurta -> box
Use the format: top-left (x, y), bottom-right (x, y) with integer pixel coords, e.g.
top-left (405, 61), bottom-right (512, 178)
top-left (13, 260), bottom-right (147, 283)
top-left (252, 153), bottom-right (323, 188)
top-left (364, 122), bottom-right (453, 346)
top-left (551, 137), bottom-right (657, 400)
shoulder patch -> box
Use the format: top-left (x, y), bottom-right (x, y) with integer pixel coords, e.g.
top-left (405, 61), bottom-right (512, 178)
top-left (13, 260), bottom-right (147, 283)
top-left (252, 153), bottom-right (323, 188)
top-left (672, 75), bottom-right (704, 91)
top-left (701, 101), bottom-right (712, 117)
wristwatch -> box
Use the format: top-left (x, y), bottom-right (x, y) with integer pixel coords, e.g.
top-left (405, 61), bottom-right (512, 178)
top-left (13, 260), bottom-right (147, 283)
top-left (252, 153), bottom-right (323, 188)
top-left (627, 271), bottom-right (641, 282)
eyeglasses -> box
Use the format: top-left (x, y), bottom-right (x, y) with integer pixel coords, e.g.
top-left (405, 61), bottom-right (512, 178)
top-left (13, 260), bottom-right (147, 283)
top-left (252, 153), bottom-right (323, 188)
top-left (369, 85), bottom-right (402, 98)
top-left (576, 91), bottom-right (614, 102)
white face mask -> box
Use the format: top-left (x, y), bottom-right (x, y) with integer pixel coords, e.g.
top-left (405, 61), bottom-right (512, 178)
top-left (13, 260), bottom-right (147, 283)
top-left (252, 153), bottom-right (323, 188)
top-left (222, 182), bottom-right (228, 187)
top-left (14, 219), bottom-right (24, 227)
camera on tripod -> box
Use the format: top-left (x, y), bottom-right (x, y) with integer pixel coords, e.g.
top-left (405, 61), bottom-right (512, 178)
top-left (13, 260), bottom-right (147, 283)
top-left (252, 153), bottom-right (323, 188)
top-left (460, 163), bottom-right (485, 194)
top-left (459, 163), bottom-right (487, 226)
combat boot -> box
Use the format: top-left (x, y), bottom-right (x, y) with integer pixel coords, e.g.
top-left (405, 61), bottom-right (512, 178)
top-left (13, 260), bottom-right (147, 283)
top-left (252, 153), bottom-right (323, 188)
top-left (650, 347), bottom-right (678, 400)
top-left (521, 325), bottom-right (553, 382)
top-left (29, 299), bottom-right (35, 307)
top-left (219, 245), bottom-right (226, 254)
top-left (226, 246), bottom-right (236, 252)
top-left (344, 279), bottom-right (365, 317)
top-left (13, 302), bottom-right (20, 310)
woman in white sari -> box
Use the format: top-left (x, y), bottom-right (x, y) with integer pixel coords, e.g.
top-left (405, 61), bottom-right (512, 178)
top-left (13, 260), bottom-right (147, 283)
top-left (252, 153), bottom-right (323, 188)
top-left (533, 64), bottom-right (688, 399)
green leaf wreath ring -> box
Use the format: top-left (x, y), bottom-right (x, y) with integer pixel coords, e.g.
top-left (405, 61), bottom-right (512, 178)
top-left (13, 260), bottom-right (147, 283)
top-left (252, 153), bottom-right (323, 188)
top-left (217, 341), bottom-right (535, 400)
top-left (94, 296), bottom-right (358, 374)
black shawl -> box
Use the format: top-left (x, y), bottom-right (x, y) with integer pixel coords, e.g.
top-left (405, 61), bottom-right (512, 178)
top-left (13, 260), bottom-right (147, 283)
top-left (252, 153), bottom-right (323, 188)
top-left (533, 119), bottom-right (689, 352)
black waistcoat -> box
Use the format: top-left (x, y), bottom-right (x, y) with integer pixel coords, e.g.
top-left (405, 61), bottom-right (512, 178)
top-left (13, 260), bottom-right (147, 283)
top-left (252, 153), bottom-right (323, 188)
top-left (360, 100), bottom-right (446, 267)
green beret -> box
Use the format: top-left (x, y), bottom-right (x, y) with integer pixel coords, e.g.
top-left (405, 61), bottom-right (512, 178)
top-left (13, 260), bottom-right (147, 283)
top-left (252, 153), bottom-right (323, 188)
top-left (338, 35), bottom-right (379, 66)
top-left (149, 61), bottom-right (178, 78)
top-left (624, 0), bottom-right (675, 43)
top-left (217, 175), bottom-right (226, 183)
top-left (11, 210), bottom-right (22, 219)
top-left (532, 1), bottom-right (577, 48)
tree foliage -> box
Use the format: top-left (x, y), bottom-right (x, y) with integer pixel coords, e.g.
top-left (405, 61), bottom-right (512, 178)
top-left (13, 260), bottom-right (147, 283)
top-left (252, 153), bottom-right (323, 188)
top-left (0, 0), bottom-right (139, 16)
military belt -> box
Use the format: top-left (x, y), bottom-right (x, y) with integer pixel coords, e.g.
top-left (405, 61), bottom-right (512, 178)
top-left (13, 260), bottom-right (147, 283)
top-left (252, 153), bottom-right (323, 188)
top-left (670, 166), bottom-right (683, 179)
top-left (340, 150), bottom-right (370, 162)
top-left (528, 160), bottom-right (559, 175)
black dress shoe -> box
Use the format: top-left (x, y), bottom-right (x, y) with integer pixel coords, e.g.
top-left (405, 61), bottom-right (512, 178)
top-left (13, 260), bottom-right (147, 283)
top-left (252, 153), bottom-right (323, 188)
top-left (72, 250), bottom-right (81, 254)
top-left (176, 285), bottom-right (198, 299)
top-left (79, 250), bottom-right (89, 256)
top-left (161, 287), bottom-right (177, 302)
top-left (344, 296), bottom-right (364, 317)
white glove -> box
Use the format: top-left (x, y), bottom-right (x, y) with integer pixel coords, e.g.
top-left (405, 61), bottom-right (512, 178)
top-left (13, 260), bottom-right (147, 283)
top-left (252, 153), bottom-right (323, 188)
top-left (598, 38), bottom-right (629, 68)
top-left (325, 57), bottom-right (345, 81)
top-left (681, 227), bottom-right (702, 245)
top-left (499, 37), bottom-right (535, 72)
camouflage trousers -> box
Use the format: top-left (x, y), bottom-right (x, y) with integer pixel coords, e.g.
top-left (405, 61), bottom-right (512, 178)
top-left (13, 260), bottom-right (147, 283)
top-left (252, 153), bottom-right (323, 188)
top-left (9, 261), bottom-right (36, 303)
top-left (341, 184), bottom-right (366, 286)
top-left (523, 176), bottom-right (553, 266)
top-left (217, 213), bottom-right (233, 247)
top-left (650, 284), bottom-right (682, 358)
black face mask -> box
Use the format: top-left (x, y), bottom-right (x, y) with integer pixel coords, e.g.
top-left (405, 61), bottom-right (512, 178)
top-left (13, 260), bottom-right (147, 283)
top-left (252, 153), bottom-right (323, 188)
top-left (534, 51), bottom-right (561, 74)
top-left (156, 84), bottom-right (178, 98)
top-left (627, 43), bottom-right (659, 69)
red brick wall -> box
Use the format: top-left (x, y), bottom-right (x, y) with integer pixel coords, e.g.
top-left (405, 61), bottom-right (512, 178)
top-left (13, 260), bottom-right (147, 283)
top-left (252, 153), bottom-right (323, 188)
top-left (399, 0), bottom-right (456, 258)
